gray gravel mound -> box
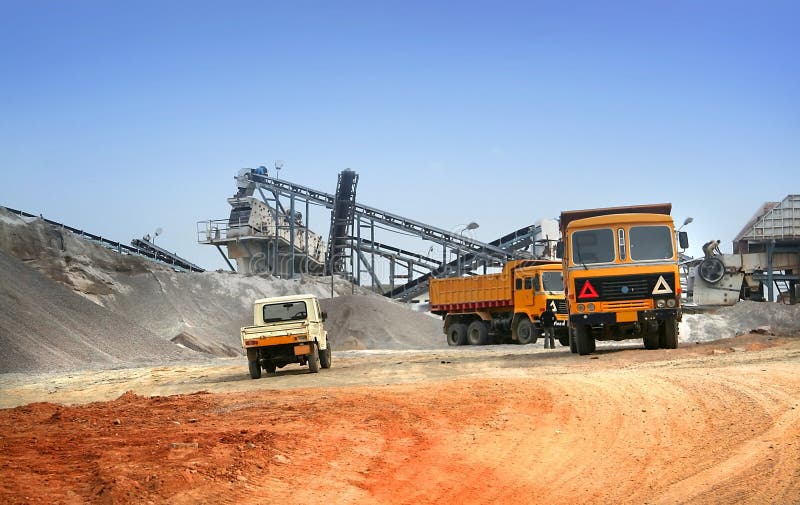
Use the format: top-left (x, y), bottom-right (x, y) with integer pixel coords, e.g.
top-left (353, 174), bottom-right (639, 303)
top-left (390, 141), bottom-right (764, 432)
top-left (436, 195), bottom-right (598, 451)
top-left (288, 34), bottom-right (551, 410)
top-left (0, 251), bottom-right (198, 373)
top-left (0, 208), bottom-right (446, 373)
top-left (321, 295), bottom-right (445, 350)
top-left (680, 301), bottom-right (800, 342)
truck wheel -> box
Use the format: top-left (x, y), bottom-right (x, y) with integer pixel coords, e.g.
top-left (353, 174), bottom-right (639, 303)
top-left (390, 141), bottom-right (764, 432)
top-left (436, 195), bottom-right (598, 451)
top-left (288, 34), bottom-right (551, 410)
top-left (569, 329), bottom-right (577, 354)
top-left (248, 360), bottom-right (262, 379)
top-left (643, 332), bottom-right (659, 350)
top-left (265, 361), bottom-right (277, 374)
top-left (575, 325), bottom-right (594, 356)
top-left (320, 347), bottom-right (332, 369)
top-left (308, 345), bottom-right (320, 373)
top-left (516, 319), bottom-right (536, 345)
top-left (467, 321), bottom-right (489, 345)
top-left (659, 318), bottom-right (679, 349)
top-left (446, 323), bottom-right (467, 346)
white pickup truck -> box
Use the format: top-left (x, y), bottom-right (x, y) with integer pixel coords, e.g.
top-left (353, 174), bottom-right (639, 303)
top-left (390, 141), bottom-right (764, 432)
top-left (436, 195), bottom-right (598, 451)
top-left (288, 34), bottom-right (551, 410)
top-left (241, 294), bottom-right (332, 379)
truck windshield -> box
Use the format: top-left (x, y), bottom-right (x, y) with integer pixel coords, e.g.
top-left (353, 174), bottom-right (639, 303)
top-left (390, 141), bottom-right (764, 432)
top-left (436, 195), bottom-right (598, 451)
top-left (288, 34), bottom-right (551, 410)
top-left (572, 229), bottom-right (615, 265)
top-left (541, 271), bottom-right (563, 291)
top-left (629, 225), bottom-right (674, 261)
top-left (263, 301), bottom-right (308, 323)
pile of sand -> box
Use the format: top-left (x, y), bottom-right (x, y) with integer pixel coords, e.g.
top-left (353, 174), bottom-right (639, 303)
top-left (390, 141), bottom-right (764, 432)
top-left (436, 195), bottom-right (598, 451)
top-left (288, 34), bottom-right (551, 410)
top-left (322, 295), bottom-right (444, 350)
top-left (0, 208), bottom-right (445, 373)
top-left (680, 301), bottom-right (800, 342)
top-left (0, 251), bottom-right (197, 373)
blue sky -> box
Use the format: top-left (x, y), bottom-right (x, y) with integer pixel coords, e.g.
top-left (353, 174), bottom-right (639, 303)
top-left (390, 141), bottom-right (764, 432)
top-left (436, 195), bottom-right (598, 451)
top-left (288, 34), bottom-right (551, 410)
top-left (1, 0), bottom-right (797, 272)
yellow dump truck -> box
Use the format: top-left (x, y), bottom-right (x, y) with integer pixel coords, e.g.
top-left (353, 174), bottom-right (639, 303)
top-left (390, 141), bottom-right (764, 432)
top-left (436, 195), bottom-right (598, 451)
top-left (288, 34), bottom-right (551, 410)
top-left (558, 204), bottom-right (689, 355)
top-left (241, 294), bottom-right (331, 378)
top-left (429, 260), bottom-right (568, 346)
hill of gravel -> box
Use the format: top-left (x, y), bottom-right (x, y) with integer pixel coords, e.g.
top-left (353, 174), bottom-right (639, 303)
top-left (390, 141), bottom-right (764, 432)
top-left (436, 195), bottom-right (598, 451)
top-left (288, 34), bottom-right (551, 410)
top-left (0, 208), bottom-right (445, 373)
top-left (0, 250), bottom-right (199, 373)
top-left (321, 295), bottom-right (443, 350)
top-left (680, 301), bottom-right (800, 342)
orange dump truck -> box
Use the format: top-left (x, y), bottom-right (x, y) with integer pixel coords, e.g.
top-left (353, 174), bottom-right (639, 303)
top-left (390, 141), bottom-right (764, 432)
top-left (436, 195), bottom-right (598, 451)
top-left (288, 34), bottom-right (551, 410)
top-left (429, 260), bottom-right (568, 346)
top-left (558, 203), bottom-right (688, 355)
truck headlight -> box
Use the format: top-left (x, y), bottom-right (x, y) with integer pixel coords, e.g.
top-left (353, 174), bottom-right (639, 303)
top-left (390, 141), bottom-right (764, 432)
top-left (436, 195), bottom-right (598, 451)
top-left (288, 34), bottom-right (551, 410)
top-left (587, 303), bottom-right (596, 312)
top-left (577, 303), bottom-right (585, 312)
top-left (667, 298), bottom-right (676, 308)
top-left (656, 299), bottom-right (666, 308)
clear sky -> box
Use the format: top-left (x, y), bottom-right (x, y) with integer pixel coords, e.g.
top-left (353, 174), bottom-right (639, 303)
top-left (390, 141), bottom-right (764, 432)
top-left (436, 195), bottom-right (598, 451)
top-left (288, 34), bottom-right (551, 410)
top-left (1, 0), bottom-right (797, 272)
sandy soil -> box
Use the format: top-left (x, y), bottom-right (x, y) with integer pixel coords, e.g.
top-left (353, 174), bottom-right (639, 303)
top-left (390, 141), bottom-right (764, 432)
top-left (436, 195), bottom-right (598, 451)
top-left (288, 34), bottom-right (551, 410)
top-left (1, 333), bottom-right (799, 505)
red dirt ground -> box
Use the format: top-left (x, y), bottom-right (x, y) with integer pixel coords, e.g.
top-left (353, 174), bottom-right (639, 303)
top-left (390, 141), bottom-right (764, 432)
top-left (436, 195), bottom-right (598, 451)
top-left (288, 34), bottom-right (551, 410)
top-left (1, 336), bottom-right (799, 505)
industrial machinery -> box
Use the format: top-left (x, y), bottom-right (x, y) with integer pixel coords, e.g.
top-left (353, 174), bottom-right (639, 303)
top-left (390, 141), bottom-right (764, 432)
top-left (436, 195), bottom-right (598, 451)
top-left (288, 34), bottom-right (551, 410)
top-left (198, 167), bottom-right (553, 300)
top-left (197, 167), bottom-right (326, 276)
top-left (688, 195), bottom-right (800, 305)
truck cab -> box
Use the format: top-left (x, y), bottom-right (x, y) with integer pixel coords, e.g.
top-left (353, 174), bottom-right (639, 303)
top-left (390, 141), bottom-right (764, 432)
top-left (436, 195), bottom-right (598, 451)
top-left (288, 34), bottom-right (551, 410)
top-left (241, 294), bottom-right (331, 378)
top-left (559, 204), bottom-right (687, 355)
top-left (512, 263), bottom-right (569, 344)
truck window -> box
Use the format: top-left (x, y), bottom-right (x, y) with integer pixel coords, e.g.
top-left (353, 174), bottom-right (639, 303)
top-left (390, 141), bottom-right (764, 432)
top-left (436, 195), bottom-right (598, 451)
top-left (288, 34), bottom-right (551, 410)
top-left (532, 275), bottom-right (541, 291)
top-left (262, 301), bottom-right (308, 323)
top-left (515, 278), bottom-right (523, 290)
top-left (572, 229), bottom-right (615, 264)
top-left (629, 225), bottom-right (673, 261)
top-left (524, 277), bottom-right (532, 289)
top-left (541, 271), bottom-right (563, 291)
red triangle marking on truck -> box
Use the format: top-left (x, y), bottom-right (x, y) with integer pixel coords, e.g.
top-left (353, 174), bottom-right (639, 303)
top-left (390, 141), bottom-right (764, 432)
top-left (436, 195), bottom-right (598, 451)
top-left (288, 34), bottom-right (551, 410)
top-left (578, 280), bottom-right (599, 299)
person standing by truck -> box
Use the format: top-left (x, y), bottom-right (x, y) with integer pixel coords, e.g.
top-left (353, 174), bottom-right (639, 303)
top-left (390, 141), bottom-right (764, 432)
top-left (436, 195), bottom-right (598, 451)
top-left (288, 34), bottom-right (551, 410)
top-left (540, 307), bottom-right (556, 349)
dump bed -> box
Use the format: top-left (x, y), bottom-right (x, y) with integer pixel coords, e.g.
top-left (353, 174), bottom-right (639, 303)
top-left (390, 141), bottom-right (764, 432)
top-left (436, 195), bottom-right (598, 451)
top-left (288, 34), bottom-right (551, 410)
top-left (430, 271), bottom-right (513, 314)
top-left (560, 203), bottom-right (672, 233)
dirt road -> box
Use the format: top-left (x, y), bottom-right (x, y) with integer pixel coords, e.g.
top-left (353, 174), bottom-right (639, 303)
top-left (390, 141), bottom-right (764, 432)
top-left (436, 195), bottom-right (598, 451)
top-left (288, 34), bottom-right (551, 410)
top-left (1, 333), bottom-right (799, 504)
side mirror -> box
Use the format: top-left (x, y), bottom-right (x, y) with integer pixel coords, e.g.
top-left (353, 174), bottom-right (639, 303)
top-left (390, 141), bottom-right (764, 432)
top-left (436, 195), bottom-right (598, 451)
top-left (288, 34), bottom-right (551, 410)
top-left (321, 311), bottom-right (328, 321)
top-left (555, 241), bottom-right (564, 259)
top-left (678, 231), bottom-right (689, 250)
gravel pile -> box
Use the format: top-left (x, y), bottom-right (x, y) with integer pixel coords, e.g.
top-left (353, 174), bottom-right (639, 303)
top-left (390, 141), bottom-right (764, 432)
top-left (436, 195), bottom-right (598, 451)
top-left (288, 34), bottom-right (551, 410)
top-left (0, 209), bottom-right (446, 373)
top-left (0, 251), bottom-right (198, 373)
top-left (680, 301), bottom-right (800, 342)
top-left (321, 295), bottom-right (445, 350)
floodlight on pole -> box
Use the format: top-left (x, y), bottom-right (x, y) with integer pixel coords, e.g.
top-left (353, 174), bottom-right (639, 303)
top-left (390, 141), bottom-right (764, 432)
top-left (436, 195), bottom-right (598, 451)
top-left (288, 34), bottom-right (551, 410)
top-left (678, 217), bottom-right (693, 232)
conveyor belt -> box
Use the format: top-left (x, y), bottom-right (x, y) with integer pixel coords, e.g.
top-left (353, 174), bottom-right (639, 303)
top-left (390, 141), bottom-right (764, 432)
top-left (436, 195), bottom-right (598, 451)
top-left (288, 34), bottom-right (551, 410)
top-left (385, 223), bottom-right (542, 301)
top-left (2, 206), bottom-right (205, 272)
top-left (245, 172), bottom-right (518, 260)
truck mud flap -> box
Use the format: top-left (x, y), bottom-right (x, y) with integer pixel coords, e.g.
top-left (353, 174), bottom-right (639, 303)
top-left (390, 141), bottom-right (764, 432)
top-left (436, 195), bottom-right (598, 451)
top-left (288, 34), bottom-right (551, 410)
top-left (293, 344), bottom-right (311, 356)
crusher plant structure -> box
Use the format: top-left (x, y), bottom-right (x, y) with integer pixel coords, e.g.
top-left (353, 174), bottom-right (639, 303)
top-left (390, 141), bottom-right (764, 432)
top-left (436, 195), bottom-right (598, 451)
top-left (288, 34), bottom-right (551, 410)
top-left (688, 194), bottom-right (800, 305)
top-left (198, 167), bottom-right (559, 300)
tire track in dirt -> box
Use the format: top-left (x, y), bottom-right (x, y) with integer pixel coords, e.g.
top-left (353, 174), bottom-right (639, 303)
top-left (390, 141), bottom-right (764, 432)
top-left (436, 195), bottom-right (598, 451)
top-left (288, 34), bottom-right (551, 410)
top-left (1, 344), bottom-right (799, 504)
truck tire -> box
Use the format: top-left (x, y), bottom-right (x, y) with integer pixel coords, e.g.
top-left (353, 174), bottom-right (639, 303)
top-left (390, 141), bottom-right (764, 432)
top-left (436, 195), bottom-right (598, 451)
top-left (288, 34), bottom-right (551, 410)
top-left (516, 319), bottom-right (536, 345)
top-left (659, 318), bottom-right (679, 349)
top-left (265, 361), bottom-right (277, 374)
top-left (248, 360), bottom-right (262, 379)
top-left (320, 346), bottom-right (332, 369)
top-left (467, 321), bottom-right (489, 345)
top-left (446, 323), bottom-right (467, 346)
top-left (569, 329), bottom-right (577, 354)
top-left (308, 345), bottom-right (320, 373)
top-left (643, 332), bottom-right (659, 350)
top-left (575, 324), bottom-right (594, 356)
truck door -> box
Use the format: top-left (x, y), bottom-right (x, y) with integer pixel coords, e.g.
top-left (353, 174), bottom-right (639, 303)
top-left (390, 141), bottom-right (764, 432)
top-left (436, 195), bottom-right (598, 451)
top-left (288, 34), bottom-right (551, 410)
top-left (515, 275), bottom-right (535, 309)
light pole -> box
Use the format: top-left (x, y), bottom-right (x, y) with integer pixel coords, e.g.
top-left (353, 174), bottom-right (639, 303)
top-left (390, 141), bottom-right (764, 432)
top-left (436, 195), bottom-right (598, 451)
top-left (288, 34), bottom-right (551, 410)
top-left (677, 217), bottom-right (693, 232)
top-left (454, 222), bottom-right (479, 275)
